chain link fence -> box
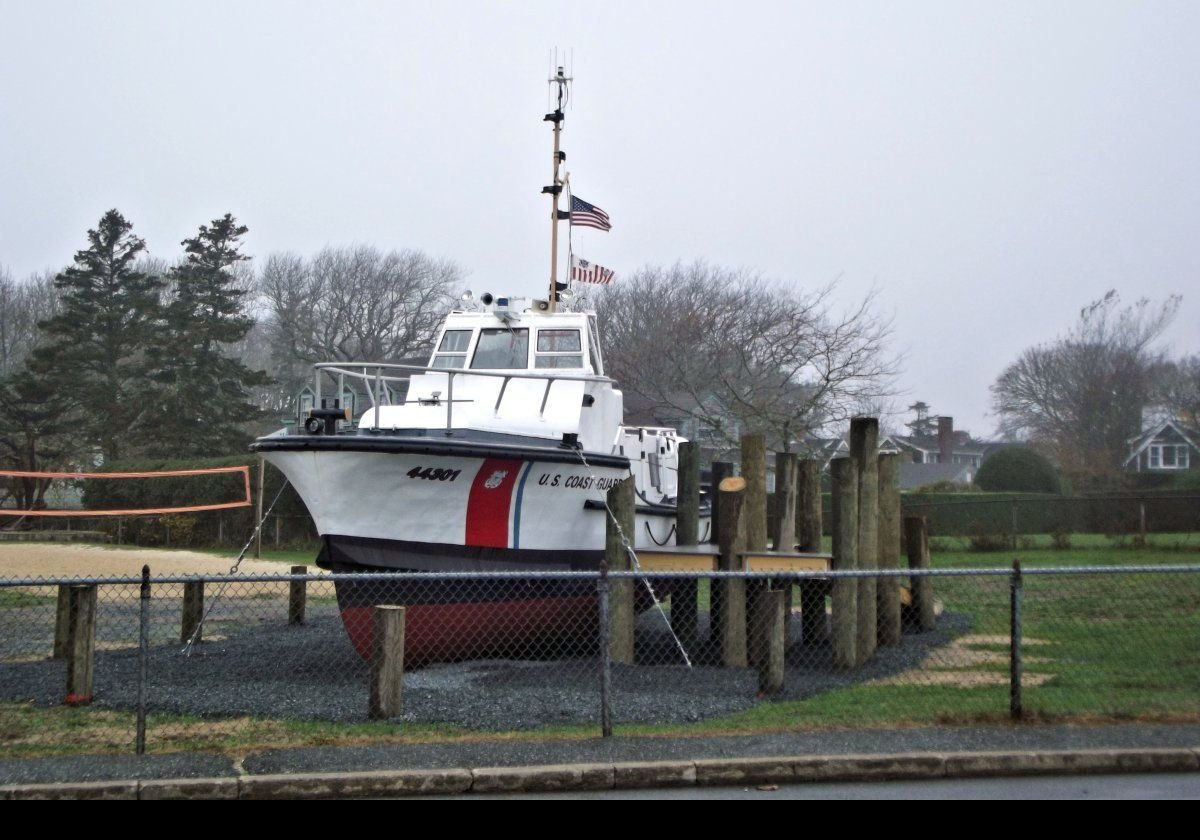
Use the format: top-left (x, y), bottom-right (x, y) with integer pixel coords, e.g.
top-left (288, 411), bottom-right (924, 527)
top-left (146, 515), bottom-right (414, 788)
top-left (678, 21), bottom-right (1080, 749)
top-left (1, 564), bottom-right (1198, 755)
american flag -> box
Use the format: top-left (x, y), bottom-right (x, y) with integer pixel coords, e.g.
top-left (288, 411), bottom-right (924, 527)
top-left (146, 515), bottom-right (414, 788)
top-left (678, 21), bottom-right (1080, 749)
top-left (571, 255), bottom-right (616, 285)
top-left (568, 195), bottom-right (612, 231)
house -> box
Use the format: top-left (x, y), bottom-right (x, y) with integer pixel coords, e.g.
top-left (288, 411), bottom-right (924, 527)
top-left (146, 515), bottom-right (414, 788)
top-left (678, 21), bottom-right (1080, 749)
top-left (1124, 419), bottom-right (1199, 472)
top-left (880, 416), bottom-right (1008, 470)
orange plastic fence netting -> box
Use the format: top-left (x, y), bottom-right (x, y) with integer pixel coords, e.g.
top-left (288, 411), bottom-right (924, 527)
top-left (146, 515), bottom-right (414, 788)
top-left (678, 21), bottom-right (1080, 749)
top-left (0, 466), bottom-right (253, 517)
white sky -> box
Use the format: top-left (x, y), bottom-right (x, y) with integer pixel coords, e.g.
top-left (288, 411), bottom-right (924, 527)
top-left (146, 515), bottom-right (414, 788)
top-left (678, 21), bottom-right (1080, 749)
top-left (2, 1), bottom-right (1197, 437)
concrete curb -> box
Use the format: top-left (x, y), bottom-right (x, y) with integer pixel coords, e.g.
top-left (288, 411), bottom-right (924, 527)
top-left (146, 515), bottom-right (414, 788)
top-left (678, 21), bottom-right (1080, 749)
top-left (1, 747), bottom-right (1196, 799)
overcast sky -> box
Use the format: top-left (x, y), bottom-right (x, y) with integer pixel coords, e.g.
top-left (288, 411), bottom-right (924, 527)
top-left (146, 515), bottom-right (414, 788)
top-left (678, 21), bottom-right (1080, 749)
top-left (2, 1), bottom-right (1196, 437)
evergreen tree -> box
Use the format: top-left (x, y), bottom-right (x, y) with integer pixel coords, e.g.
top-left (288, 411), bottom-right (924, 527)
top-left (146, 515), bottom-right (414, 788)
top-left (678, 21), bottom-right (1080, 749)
top-left (32, 210), bottom-right (163, 462)
top-left (146, 213), bottom-right (269, 456)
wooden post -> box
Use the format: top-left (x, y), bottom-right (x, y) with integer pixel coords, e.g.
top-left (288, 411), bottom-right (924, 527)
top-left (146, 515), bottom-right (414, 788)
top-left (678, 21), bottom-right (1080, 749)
top-left (708, 461), bottom-right (732, 644)
top-left (672, 441), bottom-right (700, 653)
top-left (53, 585), bottom-right (71, 659)
top-left (717, 475), bottom-right (748, 668)
top-left (288, 565), bottom-right (307, 626)
top-left (275, 515), bottom-right (282, 548)
top-left (830, 457), bottom-right (858, 670)
top-left (904, 516), bottom-right (936, 631)
top-left (181, 580), bottom-right (204, 645)
top-left (758, 588), bottom-right (786, 693)
top-left (850, 417), bottom-right (879, 665)
top-left (796, 457), bottom-right (826, 645)
top-left (368, 605), bottom-right (405, 719)
top-left (606, 477), bottom-right (636, 665)
top-left (64, 584), bottom-right (97, 706)
top-left (255, 456), bottom-right (265, 559)
top-left (877, 452), bottom-right (902, 646)
top-left (741, 435), bottom-right (769, 670)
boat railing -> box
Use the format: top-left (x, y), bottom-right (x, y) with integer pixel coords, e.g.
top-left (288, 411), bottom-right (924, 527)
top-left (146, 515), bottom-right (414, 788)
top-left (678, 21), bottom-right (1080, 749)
top-left (311, 361), bottom-right (615, 432)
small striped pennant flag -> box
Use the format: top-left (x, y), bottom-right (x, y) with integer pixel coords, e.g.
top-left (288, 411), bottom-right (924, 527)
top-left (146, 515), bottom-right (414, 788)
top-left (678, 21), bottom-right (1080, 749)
top-left (570, 255), bottom-right (615, 285)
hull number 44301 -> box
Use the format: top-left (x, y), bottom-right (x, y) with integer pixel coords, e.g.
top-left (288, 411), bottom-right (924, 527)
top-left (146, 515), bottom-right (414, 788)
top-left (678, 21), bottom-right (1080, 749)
top-left (407, 466), bottom-right (462, 481)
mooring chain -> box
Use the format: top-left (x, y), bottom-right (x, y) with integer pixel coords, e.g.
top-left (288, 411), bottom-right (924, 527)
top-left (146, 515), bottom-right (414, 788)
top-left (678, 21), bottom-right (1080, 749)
top-left (181, 478), bottom-right (292, 657)
top-left (575, 448), bottom-right (693, 668)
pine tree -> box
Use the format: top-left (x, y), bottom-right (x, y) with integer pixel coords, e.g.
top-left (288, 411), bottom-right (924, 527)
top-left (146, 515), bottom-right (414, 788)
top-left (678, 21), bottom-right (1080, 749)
top-left (146, 213), bottom-right (270, 456)
top-left (31, 210), bottom-right (163, 462)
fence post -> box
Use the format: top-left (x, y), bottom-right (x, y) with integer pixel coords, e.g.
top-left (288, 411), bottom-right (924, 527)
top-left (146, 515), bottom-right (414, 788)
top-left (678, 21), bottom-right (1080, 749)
top-left (136, 564), bottom-right (150, 755)
top-left (797, 457), bottom-right (826, 645)
top-left (181, 580), bottom-right (204, 645)
top-left (117, 516), bottom-right (123, 545)
top-left (1011, 498), bottom-right (1018, 551)
top-left (607, 477), bottom-right (635, 665)
top-left (1010, 559), bottom-right (1023, 721)
top-left (672, 441), bottom-right (700, 654)
top-left (717, 475), bottom-right (748, 668)
top-left (53, 585), bottom-right (71, 659)
top-left (64, 584), bottom-right (97, 706)
top-left (368, 605), bottom-right (405, 720)
top-left (597, 562), bottom-right (613, 738)
top-left (850, 418), bottom-right (879, 666)
top-left (288, 565), bottom-right (307, 626)
top-left (275, 515), bottom-right (281, 548)
top-left (904, 516), bottom-right (937, 631)
top-left (1139, 499), bottom-right (1147, 539)
top-left (877, 453), bottom-right (902, 647)
top-left (830, 457), bottom-right (858, 670)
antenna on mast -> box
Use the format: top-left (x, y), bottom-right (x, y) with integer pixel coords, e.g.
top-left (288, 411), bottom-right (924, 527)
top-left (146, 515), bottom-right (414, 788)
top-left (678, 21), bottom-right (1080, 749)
top-left (541, 56), bottom-right (572, 313)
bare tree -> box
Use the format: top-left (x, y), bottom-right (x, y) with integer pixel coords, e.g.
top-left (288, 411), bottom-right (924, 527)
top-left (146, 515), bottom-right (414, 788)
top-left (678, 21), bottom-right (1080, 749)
top-left (257, 245), bottom-right (461, 404)
top-left (1154, 353), bottom-right (1200, 430)
top-left (991, 290), bottom-right (1181, 480)
top-left (0, 267), bottom-right (60, 377)
top-left (594, 262), bottom-right (899, 454)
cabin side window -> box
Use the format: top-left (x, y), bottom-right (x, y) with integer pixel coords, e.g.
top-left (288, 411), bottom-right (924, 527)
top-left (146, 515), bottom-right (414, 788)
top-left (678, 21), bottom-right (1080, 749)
top-left (431, 329), bottom-right (473, 369)
top-left (534, 329), bottom-right (583, 369)
top-left (471, 328), bottom-right (530, 369)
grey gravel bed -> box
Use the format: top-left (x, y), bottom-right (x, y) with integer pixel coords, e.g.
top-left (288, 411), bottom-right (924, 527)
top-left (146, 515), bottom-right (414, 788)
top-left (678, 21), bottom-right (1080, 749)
top-left (1, 600), bottom-right (967, 730)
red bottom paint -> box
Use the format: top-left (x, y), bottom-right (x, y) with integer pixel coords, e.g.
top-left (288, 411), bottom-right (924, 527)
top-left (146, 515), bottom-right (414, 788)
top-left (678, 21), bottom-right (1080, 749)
top-left (341, 596), bottom-right (599, 665)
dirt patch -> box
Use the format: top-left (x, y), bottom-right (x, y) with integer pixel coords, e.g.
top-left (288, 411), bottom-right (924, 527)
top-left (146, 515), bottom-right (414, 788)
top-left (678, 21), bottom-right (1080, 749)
top-left (871, 634), bottom-right (1056, 688)
top-left (0, 543), bottom-right (295, 579)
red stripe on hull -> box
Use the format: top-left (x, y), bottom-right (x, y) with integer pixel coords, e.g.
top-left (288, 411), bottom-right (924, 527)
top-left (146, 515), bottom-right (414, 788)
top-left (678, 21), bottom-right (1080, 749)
top-left (341, 596), bottom-right (597, 665)
top-left (464, 458), bottom-right (523, 548)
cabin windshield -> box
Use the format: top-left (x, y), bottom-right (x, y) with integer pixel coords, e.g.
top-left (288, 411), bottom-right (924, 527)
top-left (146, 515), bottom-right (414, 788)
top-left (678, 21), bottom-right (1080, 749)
top-left (534, 328), bottom-right (583, 369)
top-left (471, 328), bottom-right (529, 369)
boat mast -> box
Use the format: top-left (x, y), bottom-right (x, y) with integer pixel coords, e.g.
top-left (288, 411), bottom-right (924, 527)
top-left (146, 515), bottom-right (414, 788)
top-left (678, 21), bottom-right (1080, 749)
top-left (542, 66), bottom-right (570, 314)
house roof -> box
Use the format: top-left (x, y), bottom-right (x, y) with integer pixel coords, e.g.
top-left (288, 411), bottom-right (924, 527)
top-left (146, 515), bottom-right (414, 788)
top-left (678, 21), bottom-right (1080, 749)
top-left (1124, 419), bottom-right (1200, 465)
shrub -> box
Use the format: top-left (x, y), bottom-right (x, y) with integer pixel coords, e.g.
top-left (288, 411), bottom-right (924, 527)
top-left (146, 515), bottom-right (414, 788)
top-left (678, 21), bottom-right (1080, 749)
top-left (967, 522), bottom-right (1009, 552)
top-left (1050, 526), bottom-right (1072, 550)
top-left (975, 445), bottom-right (1063, 493)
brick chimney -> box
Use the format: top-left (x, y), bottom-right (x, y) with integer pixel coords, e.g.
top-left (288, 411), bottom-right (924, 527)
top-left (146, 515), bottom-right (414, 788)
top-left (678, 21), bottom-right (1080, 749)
top-left (938, 416), bottom-right (953, 464)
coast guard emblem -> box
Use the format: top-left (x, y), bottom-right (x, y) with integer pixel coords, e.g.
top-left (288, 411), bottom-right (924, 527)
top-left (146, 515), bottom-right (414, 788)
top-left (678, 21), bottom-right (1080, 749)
top-left (484, 470), bottom-right (508, 489)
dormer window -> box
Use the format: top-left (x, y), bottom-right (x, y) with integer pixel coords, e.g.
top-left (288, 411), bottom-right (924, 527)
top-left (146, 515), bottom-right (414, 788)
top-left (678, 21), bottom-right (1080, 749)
top-left (535, 329), bottom-right (583, 369)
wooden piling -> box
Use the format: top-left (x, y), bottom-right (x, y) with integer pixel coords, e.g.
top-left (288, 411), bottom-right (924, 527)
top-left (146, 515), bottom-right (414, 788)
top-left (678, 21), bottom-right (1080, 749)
top-left (796, 457), bottom-right (826, 644)
top-left (672, 441), bottom-right (700, 653)
top-left (850, 417), bottom-right (879, 665)
top-left (741, 435), bottom-right (769, 669)
top-left (877, 453), bottom-right (902, 646)
top-left (904, 516), bottom-right (936, 631)
top-left (606, 477), bottom-right (636, 665)
top-left (717, 475), bottom-right (748, 668)
top-left (830, 457), bottom-right (858, 670)
top-left (289, 565), bottom-right (307, 626)
top-left (708, 461), bottom-right (733, 644)
top-left (368, 605), bottom-right (405, 719)
top-left (758, 588), bottom-right (787, 693)
top-left (181, 580), bottom-right (204, 645)
top-left (53, 585), bottom-right (71, 659)
top-left (64, 584), bottom-right (97, 706)
top-left (255, 456), bottom-right (265, 559)
top-left (772, 451), bottom-right (798, 638)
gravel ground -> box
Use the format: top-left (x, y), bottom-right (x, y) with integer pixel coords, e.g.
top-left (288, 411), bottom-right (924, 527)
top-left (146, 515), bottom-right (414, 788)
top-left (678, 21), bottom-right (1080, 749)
top-left (0, 596), bottom-right (967, 730)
